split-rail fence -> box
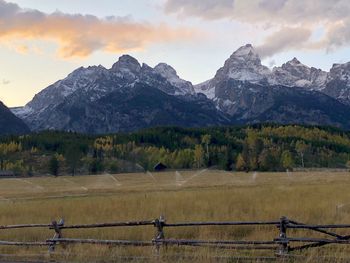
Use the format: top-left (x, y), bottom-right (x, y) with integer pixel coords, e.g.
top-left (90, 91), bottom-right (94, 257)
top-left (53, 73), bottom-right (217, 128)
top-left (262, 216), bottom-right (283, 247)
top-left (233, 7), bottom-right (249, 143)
top-left (1, 216), bottom-right (350, 260)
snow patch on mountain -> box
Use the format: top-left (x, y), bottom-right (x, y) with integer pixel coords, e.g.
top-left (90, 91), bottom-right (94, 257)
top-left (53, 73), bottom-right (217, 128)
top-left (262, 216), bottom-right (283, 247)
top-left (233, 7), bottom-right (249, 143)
top-left (11, 106), bottom-right (34, 118)
top-left (194, 80), bottom-right (215, 99)
top-left (219, 44), bottom-right (271, 84)
top-left (14, 55), bottom-right (197, 121)
top-left (154, 63), bottom-right (195, 95)
top-left (195, 44), bottom-right (350, 106)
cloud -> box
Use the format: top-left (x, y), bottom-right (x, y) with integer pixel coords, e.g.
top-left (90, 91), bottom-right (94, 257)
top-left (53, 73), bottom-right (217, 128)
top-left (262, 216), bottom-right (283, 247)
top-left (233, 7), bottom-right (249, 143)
top-left (164, 0), bottom-right (350, 56)
top-left (258, 0), bottom-right (288, 12)
top-left (164, 0), bottom-right (234, 20)
top-left (323, 19), bottom-right (350, 52)
top-left (257, 27), bottom-right (312, 58)
top-left (0, 0), bottom-right (195, 58)
top-left (164, 0), bottom-right (350, 24)
top-left (268, 59), bottom-right (276, 68)
top-left (14, 44), bottom-right (29, 54)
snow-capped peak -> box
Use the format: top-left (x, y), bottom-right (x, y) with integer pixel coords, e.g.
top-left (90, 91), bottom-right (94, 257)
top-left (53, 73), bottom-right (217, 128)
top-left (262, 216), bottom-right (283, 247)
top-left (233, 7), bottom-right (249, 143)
top-left (227, 44), bottom-right (263, 67)
top-left (214, 44), bottom-right (270, 84)
top-left (270, 57), bottom-right (328, 90)
top-left (288, 57), bottom-right (302, 65)
top-left (111, 55), bottom-right (141, 76)
top-left (231, 44), bottom-right (258, 58)
top-left (68, 65), bottom-right (107, 79)
top-left (154, 63), bottom-right (178, 79)
top-left (329, 62), bottom-right (350, 81)
top-left (154, 63), bottom-right (195, 95)
top-left (115, 54), bottom-right (140, 65)
top-left (281, 58), bottom-right (311, 76)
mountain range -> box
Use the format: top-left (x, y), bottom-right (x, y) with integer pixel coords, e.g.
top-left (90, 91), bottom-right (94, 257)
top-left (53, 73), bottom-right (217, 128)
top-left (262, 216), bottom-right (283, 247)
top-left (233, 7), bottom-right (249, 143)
top-left (9, 44), bottom-right (350, 134)
top-left (195, 44), bottom-right (350, 105)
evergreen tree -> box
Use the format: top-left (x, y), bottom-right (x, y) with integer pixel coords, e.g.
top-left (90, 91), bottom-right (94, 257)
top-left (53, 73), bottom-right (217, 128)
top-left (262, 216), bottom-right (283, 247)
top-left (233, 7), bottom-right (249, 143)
top-left (49, 156), bottom-right (59, 176)
top-left (89, 159), bottom-right (104, 174)
top-left (258, 149), bottom-right (277, 171)
top-left (65, 145), bottom-right (82, 176)
top-left (224, 146), bottom-right (233, 171)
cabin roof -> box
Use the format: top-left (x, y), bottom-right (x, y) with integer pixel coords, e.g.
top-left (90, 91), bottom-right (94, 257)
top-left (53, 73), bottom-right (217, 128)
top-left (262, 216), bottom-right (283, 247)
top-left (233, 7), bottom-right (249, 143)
top-left (154, 162), bottom-right (167, 170)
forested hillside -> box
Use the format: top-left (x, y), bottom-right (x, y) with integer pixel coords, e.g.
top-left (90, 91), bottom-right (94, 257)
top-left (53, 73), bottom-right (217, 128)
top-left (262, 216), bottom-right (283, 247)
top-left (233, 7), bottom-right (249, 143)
top-left (0, 124), bottom-right (349, 176)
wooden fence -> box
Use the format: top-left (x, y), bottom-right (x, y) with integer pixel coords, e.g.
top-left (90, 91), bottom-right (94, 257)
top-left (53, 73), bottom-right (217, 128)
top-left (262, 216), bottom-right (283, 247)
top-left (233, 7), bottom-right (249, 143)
top-left (1, 216), bottom-right (350, 259)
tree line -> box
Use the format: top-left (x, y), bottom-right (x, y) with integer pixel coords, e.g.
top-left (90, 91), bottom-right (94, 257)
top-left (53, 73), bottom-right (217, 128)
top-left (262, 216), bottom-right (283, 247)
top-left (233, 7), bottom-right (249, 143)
top-left (0, 124), bottom-right (349, 176)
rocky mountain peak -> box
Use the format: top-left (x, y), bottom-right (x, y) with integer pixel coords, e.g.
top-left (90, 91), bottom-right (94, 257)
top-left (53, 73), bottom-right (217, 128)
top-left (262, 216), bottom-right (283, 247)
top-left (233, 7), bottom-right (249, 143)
top-left (68, 65), bottom-right (107, 78)
top-left (229, 44), bottom-right (261, 65)
top-left (11, 47), bottom-right (350, 134)
top-left (323, 62), bottom-right (350, 103)
top-left (232, 44), bottom-right (256, 56)
top-left (329, 62), bottom-right (350, 79)
top-left (280, 58), bottom-right (311, 79)
top-left (214, 44), bottom-right (270, 84)
top-left (116, 54), bottom-right (140, 65)
top-left (268, 57), bottom-right (327, 90)
top-left (154, 63), bottom-right (195, 95)
top-left (111, 55), bottom-right (141, 76)
top-left (288, 57), bottom-right (302, 65)
top-left (154, 63), bottom-right (177, 77)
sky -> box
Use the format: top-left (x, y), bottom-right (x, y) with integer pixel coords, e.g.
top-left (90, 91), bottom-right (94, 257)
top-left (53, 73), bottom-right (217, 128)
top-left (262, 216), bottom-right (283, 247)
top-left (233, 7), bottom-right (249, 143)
top-left (1, 0), bottom-right (350, 107)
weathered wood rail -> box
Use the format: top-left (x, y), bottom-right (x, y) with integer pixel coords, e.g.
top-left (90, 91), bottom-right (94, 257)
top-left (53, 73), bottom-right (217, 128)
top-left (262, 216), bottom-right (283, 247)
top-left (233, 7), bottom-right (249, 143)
top-left (1, 216), bottom-right (350, 258)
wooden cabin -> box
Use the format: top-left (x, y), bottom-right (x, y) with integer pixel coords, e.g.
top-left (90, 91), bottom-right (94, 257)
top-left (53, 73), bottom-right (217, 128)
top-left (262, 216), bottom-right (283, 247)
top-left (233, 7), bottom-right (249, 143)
top-left (153, 162), bottom-right (167, 172)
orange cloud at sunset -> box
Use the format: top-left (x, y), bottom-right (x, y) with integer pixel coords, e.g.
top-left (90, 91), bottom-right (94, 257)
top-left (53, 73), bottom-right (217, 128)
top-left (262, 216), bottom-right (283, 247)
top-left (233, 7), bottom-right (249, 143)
top-left (0, 0), bottom-right (195, 58)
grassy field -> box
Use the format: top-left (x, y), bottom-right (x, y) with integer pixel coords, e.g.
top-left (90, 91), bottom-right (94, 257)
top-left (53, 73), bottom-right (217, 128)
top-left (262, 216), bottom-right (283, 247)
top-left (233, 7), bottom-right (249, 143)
top-left (1, 170), bottom-right (350, 262)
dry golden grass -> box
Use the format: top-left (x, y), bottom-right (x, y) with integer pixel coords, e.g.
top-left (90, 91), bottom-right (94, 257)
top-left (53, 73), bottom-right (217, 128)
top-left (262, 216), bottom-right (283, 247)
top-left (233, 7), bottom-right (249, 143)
top-left (1, 170), bottom-right (350, 262)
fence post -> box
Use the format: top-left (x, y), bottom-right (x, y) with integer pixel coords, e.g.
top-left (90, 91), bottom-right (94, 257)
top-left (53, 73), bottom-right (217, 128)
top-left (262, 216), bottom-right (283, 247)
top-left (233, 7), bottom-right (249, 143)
top-left (48, 218), bottom-right (64, 252)
top-left (277, 216), bottom-right (289, 256)
top-left (153, 215), bottom-right (166, 256)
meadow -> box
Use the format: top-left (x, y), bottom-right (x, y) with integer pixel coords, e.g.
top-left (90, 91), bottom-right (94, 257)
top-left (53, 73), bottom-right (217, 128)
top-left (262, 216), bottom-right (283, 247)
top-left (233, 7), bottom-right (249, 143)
top-left (1, 170), bottom-right (350, 262)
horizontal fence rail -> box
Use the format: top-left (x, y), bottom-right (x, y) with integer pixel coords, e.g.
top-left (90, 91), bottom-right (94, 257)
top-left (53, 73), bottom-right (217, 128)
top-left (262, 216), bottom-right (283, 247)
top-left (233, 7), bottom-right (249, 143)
top-left (1, 216), bottom-right (350, 258)
top-left (164, 221), bottom-right (280, 227)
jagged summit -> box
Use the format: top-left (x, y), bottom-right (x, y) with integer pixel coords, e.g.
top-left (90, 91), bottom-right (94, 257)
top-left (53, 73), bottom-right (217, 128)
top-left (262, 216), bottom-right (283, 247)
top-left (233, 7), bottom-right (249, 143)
top-left (228, 44), bottom-right (261, 65)
top-left (154, 63), bottom-right (178, 78)
top-left (113, 54), bottom-right (140, 66)
top-left (194, 44), bottom-right (269, 99)
top-left (68, 65), bottom-right (107, 78)
top-left (233, 43), bottom-right (253, 53)
top-left (10, 45), bottom-right (350, 133)
top-left (282, 57), bottom-right (309, 71)
top-left (288, 57), bottom-right (302, 65)
top-left (273, 58), bottom-right (328, 90)
top-left (214, 44), bottom-right (270, 84)
top-left (153, 63), bottom-right (195, 94)
top-left (232, 44), bottom-right (256, 56)
top-left (196, 43), bottom-right (350, 107)
top-left (111, 54), bottom-right (142, 77)
top-left (14, 54), bottom-right (199, 131)
top-left (323, 61), bottom-right (350, 103)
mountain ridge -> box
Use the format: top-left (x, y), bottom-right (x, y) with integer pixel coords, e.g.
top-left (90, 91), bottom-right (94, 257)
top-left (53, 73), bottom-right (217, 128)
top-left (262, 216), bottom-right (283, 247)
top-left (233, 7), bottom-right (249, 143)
top-left (11, 44), bottom-right (350, 133)
top-left (195, 44), bottom-right (350, 105)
